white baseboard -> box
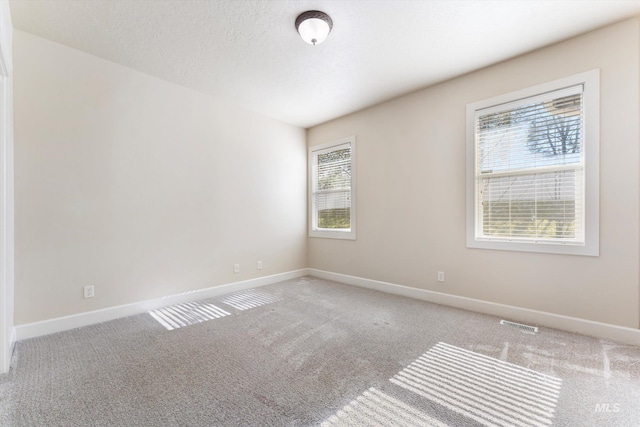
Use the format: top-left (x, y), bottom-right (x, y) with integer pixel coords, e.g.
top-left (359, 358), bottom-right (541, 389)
top-left (15, 267), bottom-right (640, 346)
top-left (15, 269), bottom-right (309, 340)
top-left (308, 269), bottom-right (640, 346)
top-left (0, 327), bottom-right (15, 374)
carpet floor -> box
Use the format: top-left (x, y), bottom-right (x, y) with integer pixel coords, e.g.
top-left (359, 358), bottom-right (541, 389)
top-left (1, 276), bottom-right (639, 426)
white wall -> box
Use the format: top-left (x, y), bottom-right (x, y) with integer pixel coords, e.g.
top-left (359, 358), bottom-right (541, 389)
top-left (0, 0), bottom-right (15, 373)
top-left (0, 2), bottom-right (11, 62)
top-left (14, 31), bottom-right (307, 325)
top-left (308, 18), bottom-right (640, 329)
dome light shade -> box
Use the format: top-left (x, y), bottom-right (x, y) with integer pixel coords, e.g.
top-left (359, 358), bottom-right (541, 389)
top-left (295, 11), bottom-right (333, 45)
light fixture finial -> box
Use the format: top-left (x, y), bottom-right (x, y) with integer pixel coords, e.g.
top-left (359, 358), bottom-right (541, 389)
top-left (295, 10), bottom-right (333, 45)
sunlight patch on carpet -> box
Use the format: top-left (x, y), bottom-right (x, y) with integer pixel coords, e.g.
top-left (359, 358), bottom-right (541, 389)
top-left (321, 387), bottom-right (449, 427)
top-left (390, 342), bottom-right (562, 427)
top-left (218, 288), bottom-right (282, 311)
top-left (148, 301), bottom-right (231, 331)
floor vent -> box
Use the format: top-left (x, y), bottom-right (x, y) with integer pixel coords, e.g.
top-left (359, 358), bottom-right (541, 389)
top-left (500, 319), bottom-right (538, 334)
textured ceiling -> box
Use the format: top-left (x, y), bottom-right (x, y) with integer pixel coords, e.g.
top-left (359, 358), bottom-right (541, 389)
top-left (9, 0), bottom-right (640, 128)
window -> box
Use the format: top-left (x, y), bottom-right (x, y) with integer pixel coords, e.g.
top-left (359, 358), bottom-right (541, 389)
top-left (309, 136), bottom-right (356, 239)
top-left (466, 70), bottom-right (599, 256)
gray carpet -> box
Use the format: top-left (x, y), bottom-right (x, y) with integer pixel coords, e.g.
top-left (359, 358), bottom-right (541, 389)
top-left (1, 276), bottom-right (639, 426)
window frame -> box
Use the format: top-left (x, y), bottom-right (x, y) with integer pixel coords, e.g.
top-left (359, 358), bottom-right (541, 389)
top-left (309, 136), bottom-right (356, 240)
top-left (466, 70), bottom-right (599, 256)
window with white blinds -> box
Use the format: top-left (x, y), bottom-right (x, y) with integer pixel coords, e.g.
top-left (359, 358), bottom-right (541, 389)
top-left (309, 137), bottom-right (356, 239)
top-left (466, 70), bottom-right (599, 256)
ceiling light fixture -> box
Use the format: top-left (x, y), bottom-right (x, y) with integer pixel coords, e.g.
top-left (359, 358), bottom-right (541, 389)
top-left (295, 10), bottom-right (333, 45)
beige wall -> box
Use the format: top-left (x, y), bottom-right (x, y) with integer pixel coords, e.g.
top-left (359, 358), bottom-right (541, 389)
top-left (14, 31), bottom-right (307, 325)
top-left (308, 18), bottom-right (640, 329)
top-left (14, 18), bottom-right (640, 330)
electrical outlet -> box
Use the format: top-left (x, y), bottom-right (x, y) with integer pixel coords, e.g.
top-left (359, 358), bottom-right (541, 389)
top-left (83, 285), bottom-right (95, 299)
top-left (437, 271), bottom-right (445, 282)
top-left (233, 264), bottom-right (240, 274)
top-left (257, 260), bottom-right (263, 270)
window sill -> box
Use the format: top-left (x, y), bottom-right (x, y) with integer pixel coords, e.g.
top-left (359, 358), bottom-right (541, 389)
top-left (466, 237), bottom-right (598, 256)
top-left (309, 229), bottom-right (356, 240)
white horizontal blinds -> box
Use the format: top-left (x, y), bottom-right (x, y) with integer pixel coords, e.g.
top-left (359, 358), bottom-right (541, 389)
top-left (476, 85), bottom-right (584, 243)
top-left (313, 142), bottom-right (352, 230)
